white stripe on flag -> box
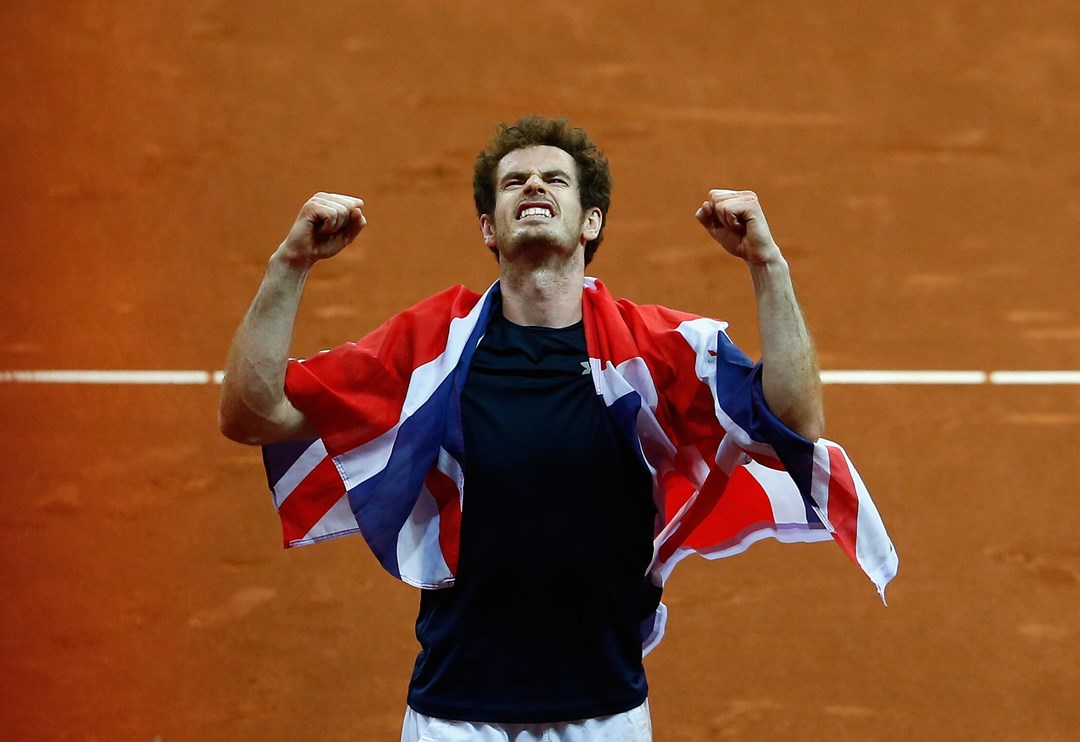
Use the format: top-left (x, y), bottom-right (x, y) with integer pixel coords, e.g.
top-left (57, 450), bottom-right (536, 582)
top-left (396, 485), bottom-right (453, 588)
top-left (299, 495), bottom-right (358, 544)
top-left (747, 459), bottom-right (813, 526)
top-left (272, 438), bottom-right (329, 508)
top-left (808, 441), bottom-right (834, 530)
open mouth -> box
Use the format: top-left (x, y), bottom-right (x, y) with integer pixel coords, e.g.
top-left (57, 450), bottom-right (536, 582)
top-left (517, 203), bottom-right (554, 220)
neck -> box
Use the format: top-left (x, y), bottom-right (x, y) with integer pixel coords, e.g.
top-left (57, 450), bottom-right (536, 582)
top-left (498, 256), bottom-right (584, 328)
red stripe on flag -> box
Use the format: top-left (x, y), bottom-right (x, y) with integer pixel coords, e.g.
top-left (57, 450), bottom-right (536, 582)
top-left (278, 457), bottom-right (348, 546)
top-left (826, 445), bottom-right (859, 564)
top-left (424, 468), bottom-right (461, 574)
top-left (657, 463), bottom-right (781, 562)
top-left (657, 471), bottom-right (726, 563)
top-left (660, 473), bottom-right (696, 529)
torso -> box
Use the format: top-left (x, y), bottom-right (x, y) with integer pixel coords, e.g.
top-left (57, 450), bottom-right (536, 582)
top-left (406, 308), bottom-right (660, 723)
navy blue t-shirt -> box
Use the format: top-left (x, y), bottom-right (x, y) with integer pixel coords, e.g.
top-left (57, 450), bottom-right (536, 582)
top-left (406, 309), bottom-right (661, 723)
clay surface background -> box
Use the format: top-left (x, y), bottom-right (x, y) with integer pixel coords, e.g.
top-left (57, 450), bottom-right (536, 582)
top-left (2, 2), bottom-right (1079, 740)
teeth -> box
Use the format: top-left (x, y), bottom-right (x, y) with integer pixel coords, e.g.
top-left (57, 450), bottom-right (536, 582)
top-left (519, 206), bottom-right (553, 219)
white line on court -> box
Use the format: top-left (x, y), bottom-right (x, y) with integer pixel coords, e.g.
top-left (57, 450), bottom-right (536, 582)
top-left (1, 369), bottom-right (1080, 385)
top-left (0, 370), bottom-right (212, 384)
top-left (988, 371), bottom-right (1080, 385)
top-left (819, 370), bottom-right (988, 385)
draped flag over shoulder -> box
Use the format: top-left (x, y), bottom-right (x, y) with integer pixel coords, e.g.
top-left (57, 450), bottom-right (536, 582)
top-left (263, 278), bottom-right (898, 654)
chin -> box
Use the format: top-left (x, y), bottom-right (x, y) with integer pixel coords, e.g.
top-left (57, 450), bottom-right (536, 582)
top-left (507, 235), bottom-right (577, 256)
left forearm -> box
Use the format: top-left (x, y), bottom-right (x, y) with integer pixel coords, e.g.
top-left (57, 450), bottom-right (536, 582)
top-left (749, 255), bottom-right (825, 440)
top-left (695, 189), bottom-right (825, 439)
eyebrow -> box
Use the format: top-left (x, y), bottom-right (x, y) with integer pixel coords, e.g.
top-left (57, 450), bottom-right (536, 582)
top-left (498, 169), bottom-right (574, 184)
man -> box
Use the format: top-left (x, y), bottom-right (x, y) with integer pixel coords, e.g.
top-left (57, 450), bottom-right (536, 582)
top-left (219, 116), bottom-right (896, 741)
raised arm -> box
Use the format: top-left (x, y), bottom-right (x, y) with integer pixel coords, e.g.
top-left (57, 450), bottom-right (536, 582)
top-left (695, 189), bottom-right (825, 440)
top-left (218, 193), bottom-right (366, 445)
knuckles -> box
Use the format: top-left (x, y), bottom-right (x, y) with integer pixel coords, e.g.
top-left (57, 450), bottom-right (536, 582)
top-left (306, 192), bottom-right (365, 214)
top-left (707, 189), bottom-right (758, 201)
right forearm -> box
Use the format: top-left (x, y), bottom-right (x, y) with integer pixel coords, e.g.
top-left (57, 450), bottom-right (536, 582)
top-left (219, 192), bottom-right (366, 444)
top-left (218, 249), bottom-right (309, 442)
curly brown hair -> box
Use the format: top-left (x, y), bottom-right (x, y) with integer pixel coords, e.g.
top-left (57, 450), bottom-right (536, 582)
top-left (473, 115), bottom-right (612, 265)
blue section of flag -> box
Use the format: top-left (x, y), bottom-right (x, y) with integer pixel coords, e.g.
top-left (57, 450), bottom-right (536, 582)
top-left (262, 437), bottom-right (318, 491)
top-left (443, 288), bottom-right (499, 465)
top-left (605, 388), bottom-right (646, 465)
top-left (348, 289), bottom-right (498, 579)
top-left (347, 374), bottom-right (454, 578)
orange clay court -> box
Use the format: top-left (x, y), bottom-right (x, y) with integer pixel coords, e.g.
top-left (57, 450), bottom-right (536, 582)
top-left (1, 2), bottom-right (1078, 740)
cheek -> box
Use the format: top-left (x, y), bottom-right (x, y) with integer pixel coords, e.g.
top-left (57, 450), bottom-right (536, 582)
top-left (496, 200), bottom-right (517, 227)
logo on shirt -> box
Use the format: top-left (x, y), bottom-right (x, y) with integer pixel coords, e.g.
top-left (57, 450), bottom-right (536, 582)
top-left (581, 361), bottom-right (592, 376)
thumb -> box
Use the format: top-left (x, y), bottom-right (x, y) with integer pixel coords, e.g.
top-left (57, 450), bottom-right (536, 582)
top-left (343, 207), bottom-right (367, 243)
top-left (695, 201), bottom-right (714, 229)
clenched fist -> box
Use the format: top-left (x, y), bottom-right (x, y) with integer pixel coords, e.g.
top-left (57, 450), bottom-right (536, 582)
top-left (695, 189), bottom-right (782, 265)
top-left (279, 192), bottom-right (367, 269)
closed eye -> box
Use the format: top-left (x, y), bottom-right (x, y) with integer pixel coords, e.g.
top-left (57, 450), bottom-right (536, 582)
top-left (498, 170), bottom-right (573, 189)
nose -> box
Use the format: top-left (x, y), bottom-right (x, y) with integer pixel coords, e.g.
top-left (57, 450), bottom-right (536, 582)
top-left (523, 173), bottom-right (547, 194)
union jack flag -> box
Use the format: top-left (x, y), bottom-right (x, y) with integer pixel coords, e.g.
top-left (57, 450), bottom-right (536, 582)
top-left (262, 278), bottom-right (898, 653)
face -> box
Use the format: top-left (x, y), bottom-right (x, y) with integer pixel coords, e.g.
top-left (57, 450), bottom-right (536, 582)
top-left (480, 145), bottom-right (602, 261)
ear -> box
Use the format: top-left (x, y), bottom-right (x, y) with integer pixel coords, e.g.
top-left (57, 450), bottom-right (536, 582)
top-left (582, 207), bottom-right (603, 242)
top-left (479, 214), bottom-right (496, 248)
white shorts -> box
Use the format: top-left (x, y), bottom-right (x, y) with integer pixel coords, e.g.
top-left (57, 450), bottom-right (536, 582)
top-left (400, 699), bottom-right (652, 742)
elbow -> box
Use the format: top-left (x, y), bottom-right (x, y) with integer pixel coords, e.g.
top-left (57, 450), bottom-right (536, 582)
top-left (760, 365), bottom-right (825, 441)
top-left (801, 417), bottom-right (825, 442)
top-left (218, 407), bottom-right (250, 445)
top-left (776, 407), bottom-right (825, 442)
top-left (217, 393), bottom-right (310, 445)
top-left (794, 408), bottom-right (826, 442)
top-left (217, 400), bottom-right (267, 446)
